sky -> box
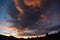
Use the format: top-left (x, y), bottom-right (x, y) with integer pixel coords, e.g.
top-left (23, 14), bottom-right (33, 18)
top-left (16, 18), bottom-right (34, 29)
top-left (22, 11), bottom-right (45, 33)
top-left (0, 0), bottom-right (60, 38)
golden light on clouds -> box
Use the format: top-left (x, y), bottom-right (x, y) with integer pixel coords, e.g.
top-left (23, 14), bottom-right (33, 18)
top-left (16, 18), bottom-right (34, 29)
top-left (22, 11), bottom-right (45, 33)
top-left (23, 0), bottom-right (41, 8)
top-left (0, 0), bottom-right (60, 39)
top-left (0, 26), bottom-right (46, 39)
top-left (8, 27), bottom-right (17, 30)
top-left (13, 34), bottom-right (46, 39)
top-left (0, 24), bottom-right (46, 39)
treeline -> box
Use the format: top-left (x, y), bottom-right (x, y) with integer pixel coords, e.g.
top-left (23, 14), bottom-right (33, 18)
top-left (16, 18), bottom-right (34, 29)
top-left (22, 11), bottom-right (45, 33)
top-left (0, 31), bottom-right (60, 40)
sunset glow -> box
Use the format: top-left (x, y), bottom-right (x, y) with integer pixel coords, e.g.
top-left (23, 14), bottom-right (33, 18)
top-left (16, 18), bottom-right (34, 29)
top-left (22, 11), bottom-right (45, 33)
top-left (0, 0), bottom-right (60, 39)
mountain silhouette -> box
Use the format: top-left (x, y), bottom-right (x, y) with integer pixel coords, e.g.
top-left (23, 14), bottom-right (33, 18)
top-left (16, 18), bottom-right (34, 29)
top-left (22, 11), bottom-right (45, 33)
top-left (0, 31), bottom-right (60, 40)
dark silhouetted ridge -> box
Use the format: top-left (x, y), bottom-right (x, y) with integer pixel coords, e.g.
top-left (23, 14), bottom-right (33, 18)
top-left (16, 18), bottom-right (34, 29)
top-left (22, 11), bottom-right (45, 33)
top-left (0, 31), bottom-right (60, 40)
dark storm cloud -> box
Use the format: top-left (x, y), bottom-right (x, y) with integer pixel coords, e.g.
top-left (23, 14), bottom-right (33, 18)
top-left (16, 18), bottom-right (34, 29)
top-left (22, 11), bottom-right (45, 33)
top-left (47, 25), bottom-right (60, 33)
top-left (8, 0), bottom-right (41, 29)
top-left (1, 0), bottom-right (60, 35)
top-left (28, 0), bottom-right (60, 34)
top-left (0, 0), bottom-right (3, 4)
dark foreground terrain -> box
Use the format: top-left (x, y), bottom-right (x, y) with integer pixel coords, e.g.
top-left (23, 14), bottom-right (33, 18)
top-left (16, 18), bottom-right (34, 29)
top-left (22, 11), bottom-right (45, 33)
top-left (0, 32), bottom-right (60, 40)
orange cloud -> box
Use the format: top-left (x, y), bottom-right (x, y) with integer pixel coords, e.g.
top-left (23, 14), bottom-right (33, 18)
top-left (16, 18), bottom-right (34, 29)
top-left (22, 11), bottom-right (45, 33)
top-left (13, 0), bottom-right (24, 15)
top-left (17, 27), bottom-right (29, 35)
top-left (0, 25), bottom-right (46, 39)
top-left (7, 26), bottom-right (29, 35)
top-left (23, 0), bottom-right (41, 8)
top-left (8, 27), bottom-right (17, 30)
top-left (40, 14), bottom-right (49, 21)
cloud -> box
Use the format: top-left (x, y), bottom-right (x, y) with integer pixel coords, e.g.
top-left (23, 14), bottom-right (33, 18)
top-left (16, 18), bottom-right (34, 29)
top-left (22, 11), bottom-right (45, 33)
top-left (0, 0), bottom-right (60, 38)
top-left (23, 0), bottom-right (41, 8)
top-left (8, 0), bottom-right (60, 35)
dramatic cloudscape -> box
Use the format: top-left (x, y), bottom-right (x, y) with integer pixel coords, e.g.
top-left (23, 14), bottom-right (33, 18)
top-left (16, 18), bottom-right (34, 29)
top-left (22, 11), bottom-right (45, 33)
top-left (0, 0), bottom-right (60, 38)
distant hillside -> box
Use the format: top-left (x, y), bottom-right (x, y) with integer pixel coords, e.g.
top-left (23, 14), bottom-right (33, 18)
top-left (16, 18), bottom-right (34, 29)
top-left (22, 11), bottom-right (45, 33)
top-left (0, 31), bottom-right (60, 40)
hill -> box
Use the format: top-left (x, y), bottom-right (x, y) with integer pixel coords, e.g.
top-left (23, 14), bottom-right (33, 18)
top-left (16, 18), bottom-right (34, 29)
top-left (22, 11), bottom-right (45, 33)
top-left (0, 31), bottom-right (60, 40)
